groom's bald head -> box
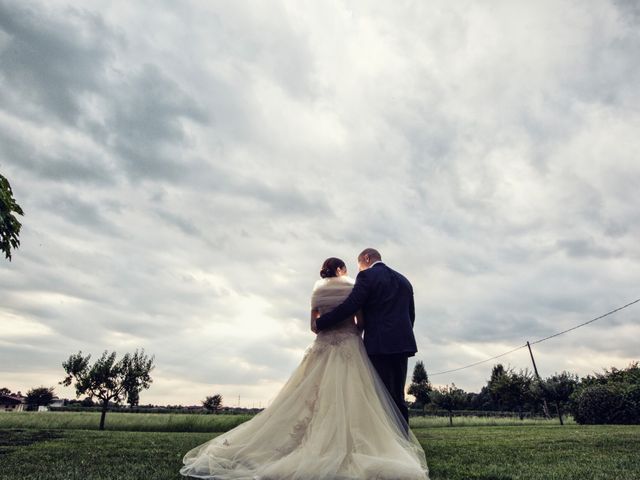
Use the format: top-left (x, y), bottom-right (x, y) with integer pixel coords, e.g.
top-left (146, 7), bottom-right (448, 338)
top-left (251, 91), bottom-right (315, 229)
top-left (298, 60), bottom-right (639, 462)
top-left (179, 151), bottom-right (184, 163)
top-left (358, 248), bottom-right (382, 271)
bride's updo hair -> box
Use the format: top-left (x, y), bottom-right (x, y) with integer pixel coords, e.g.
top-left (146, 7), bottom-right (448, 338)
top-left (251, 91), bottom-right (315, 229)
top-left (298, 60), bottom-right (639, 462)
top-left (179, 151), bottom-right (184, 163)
top-left (320, 257), bottom-right (346, 279)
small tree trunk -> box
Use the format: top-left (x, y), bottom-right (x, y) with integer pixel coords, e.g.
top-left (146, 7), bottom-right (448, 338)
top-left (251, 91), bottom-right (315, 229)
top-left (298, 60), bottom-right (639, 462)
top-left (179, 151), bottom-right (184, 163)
top-left (448, 411), bottom-right (453, 426)
top-left (556, 401), bottom-right (564, 426)
top-left (99, 399), bottom-right (109, 430)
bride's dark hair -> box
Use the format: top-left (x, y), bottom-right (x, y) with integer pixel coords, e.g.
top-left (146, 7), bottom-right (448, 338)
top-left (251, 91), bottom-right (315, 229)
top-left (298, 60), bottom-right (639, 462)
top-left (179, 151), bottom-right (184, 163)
top-left (320, 257), bottom-right (346, 279)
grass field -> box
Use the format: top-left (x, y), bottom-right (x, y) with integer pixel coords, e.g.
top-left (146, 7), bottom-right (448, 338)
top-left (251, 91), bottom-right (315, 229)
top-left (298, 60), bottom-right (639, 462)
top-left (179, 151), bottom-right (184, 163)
top-left (0, 411), bottom-right (571, 432)
top-left (0, 411), bottom-right (254, 432)
top-left (1, 413), bottom-right (638, 480)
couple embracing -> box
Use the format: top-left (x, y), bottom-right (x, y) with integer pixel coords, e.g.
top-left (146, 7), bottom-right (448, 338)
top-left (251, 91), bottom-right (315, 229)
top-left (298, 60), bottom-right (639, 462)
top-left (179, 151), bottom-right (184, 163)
top-left (181, 248), bottom-right (429, 480)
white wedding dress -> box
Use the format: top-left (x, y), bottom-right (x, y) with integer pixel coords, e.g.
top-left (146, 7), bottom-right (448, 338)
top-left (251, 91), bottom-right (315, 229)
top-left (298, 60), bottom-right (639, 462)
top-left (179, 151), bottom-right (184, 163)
top-left (180, 275), bottom-right (429, 480)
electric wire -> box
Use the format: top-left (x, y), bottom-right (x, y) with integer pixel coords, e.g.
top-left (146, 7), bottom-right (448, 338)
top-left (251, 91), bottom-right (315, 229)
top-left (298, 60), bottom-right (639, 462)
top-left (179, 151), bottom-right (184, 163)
top-left (428, 297), bottom-right (640, 377)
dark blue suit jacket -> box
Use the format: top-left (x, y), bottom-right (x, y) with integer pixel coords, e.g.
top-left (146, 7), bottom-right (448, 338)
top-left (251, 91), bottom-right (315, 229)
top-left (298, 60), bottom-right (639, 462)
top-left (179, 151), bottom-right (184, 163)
top-left (315, 263), bottom-right (417, 357)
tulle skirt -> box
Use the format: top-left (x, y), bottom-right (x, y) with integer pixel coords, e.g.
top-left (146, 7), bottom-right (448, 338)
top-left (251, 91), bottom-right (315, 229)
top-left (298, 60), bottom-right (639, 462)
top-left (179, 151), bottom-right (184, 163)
top-left (180, 329), bottom-right (429, 480)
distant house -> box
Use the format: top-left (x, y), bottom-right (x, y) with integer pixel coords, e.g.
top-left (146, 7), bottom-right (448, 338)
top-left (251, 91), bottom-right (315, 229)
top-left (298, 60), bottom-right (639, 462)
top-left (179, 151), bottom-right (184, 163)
top-left (49, 397), bottom-right (66, 408)
top-left (36, 397), bottom-right (68, 411)
top-left (0, 394), bottom-right (26, 412)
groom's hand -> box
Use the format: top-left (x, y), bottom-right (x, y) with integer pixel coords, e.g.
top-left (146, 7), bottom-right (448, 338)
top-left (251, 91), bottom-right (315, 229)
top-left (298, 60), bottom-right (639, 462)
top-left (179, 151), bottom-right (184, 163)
top-left (310, 309), bottom-right (320, 333)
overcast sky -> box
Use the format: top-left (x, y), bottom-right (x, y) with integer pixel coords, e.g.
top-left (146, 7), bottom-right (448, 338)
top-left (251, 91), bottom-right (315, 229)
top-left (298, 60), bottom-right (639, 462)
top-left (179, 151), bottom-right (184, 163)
top-left (1, 0), bottom-right (639, 407)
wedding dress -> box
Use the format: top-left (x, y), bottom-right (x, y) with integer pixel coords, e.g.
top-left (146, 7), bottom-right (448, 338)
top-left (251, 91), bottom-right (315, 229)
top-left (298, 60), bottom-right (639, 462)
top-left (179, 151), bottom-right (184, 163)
top-left (180, 275), bottom-right (429, 480)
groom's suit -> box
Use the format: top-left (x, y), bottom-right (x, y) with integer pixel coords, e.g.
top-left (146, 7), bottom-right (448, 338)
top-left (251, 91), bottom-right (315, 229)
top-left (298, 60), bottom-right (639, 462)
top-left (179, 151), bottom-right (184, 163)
top-left (315, 262), bottom-right (417, 423)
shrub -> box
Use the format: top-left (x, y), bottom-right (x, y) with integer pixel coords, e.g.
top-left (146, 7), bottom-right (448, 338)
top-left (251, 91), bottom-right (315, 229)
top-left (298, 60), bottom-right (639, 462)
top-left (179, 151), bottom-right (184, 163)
top-left (572, 384), bottom-right (639, 424)
top-left (620, 384), bottom-right (640, 424)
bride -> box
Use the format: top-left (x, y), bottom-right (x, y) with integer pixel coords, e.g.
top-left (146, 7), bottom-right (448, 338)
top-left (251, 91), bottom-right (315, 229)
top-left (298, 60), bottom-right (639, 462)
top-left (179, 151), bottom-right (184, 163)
top-left (180, 257), bottom-right (429, 480)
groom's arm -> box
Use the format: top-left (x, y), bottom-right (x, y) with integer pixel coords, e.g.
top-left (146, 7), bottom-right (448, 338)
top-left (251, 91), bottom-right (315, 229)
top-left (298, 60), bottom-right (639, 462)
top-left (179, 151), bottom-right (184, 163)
top-left (405, 278), bottom-right (415, 328)
top-left (315, 273), bottom-right (371, 331)
top-left (409, 293), bottom-right (415, 328)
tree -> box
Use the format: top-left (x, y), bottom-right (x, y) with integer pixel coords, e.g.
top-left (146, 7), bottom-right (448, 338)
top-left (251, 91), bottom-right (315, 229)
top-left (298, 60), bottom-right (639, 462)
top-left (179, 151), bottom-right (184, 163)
top-left (127, 389), bottom-right (140, 407)
top-left (536, 372), bottom-right (578, 425)
top-left (487, 364), bottom-right (534, 419)
top-left (202, 394), bottom-right (223, 413)
top-left (408, 361), bottom-right (432, 409)
top-left (60, 349), bottom-right (155, 430)
top-left (488, 364), bottom-right (506, 390)
top-left (0, 387), bottom-right (12, 396)
top-left (26, 386), bottom-right (55, 410)
top-left (0, 173), bottom-right (24, 261)
top-left (430, 383), bottom-right (466, 426)
top-left (467, 386), bottom-right (499, 411)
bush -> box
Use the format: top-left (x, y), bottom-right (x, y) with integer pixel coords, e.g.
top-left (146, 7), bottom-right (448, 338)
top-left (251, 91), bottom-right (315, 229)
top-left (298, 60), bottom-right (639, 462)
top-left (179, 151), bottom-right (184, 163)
top-left (620, 384), bottom-right (640, 424)
top-left (572, 384), bottom-right (639, 424)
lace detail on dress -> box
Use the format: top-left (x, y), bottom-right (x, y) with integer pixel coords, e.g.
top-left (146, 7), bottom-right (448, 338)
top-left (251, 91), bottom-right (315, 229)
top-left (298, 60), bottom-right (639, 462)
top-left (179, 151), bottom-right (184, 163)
top-left (275, 385), bottom-right (320, 456)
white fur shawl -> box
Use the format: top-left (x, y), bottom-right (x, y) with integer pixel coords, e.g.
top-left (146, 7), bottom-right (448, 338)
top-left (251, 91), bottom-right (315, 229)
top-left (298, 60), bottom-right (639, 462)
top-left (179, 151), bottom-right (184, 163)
top-left (310, 276), bottom-right (355, 314)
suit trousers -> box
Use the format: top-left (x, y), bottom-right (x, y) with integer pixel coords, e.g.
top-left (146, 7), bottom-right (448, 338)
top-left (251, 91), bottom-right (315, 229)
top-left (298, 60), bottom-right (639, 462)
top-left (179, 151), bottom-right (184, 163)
top-left (368, 353), bottom-right (410, 425)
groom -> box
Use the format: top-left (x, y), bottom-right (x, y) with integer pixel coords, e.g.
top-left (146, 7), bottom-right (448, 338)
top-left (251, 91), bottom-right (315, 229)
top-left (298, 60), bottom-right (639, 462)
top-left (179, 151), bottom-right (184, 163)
top-left (315, 248), bottom-right (418, 423)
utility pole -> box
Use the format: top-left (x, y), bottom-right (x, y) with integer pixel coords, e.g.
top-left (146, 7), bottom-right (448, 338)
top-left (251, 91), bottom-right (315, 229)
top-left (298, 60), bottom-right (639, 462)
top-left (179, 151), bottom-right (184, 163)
top-left (527, 341), bottom-right (551, 419)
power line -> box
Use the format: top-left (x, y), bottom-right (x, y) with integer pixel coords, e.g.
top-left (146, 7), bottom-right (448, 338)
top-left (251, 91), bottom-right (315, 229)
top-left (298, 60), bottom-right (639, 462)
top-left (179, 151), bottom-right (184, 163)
top-left (428, 297), bottom-right (640, 377)
top-left (430, 343), bottom-right (526, 376)
top-left (529, 297), bottom-right (640, 346)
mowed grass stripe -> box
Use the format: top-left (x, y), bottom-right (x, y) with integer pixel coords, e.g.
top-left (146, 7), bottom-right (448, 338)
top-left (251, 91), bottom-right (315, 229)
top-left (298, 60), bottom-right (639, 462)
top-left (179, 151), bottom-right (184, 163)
top-left (1, 425), bottom-right (639, 480)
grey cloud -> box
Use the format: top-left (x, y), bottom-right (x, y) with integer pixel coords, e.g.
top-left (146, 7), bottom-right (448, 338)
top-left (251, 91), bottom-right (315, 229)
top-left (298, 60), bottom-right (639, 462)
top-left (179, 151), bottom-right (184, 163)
top-left (0, 130), bottom-right (116, 186)
top-left (459, 312), bottom-right (548, 344)
top-left (45, 192), bottom-right (119, 234)
top-left (445, 255), bottom-right (493, 276)
top-left (614, 0), bottom-right (640, 23)
top-left (0, 342), bottom-right (66, 375)
top-left (0, 2), bottom-right (210, 185)
top-left (183, 162), bottom-right (333, 219)
top-left (0, 1), bottom-right (114, 123)
top-left (557, 237), bottom-right (622, 259)
top-left (152, 334), bottom-right (304, 386)
top-left (103, 64), bottom-right (209, 182)
top-left (154, 208), bottom-right (201, 237)
top-left (247, 183), bottom-right (331, 216)
top-left (194, 2), bottom-right (318, 100)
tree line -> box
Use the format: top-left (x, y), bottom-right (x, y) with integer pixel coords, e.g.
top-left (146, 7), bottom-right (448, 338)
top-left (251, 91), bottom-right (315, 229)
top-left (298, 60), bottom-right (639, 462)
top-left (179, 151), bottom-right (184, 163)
top-left (4, 352), bottom-right (639, 429)
top-left (408, 360), bottom-right (640, 425)
top-left (2, 349), bottom-right (227, 429)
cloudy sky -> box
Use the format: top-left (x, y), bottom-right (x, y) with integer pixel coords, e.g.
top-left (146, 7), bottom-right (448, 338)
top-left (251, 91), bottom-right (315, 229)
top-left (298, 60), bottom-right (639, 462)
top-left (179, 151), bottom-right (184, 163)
top-left (1, 0), bottom-right (639, 407)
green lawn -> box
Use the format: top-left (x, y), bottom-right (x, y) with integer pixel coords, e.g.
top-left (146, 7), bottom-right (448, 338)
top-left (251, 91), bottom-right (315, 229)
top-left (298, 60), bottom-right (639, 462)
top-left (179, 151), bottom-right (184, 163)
top-left (416, 425), bottom-right (640, 480)
top-left (1, 424), bottom-right (639, 480)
